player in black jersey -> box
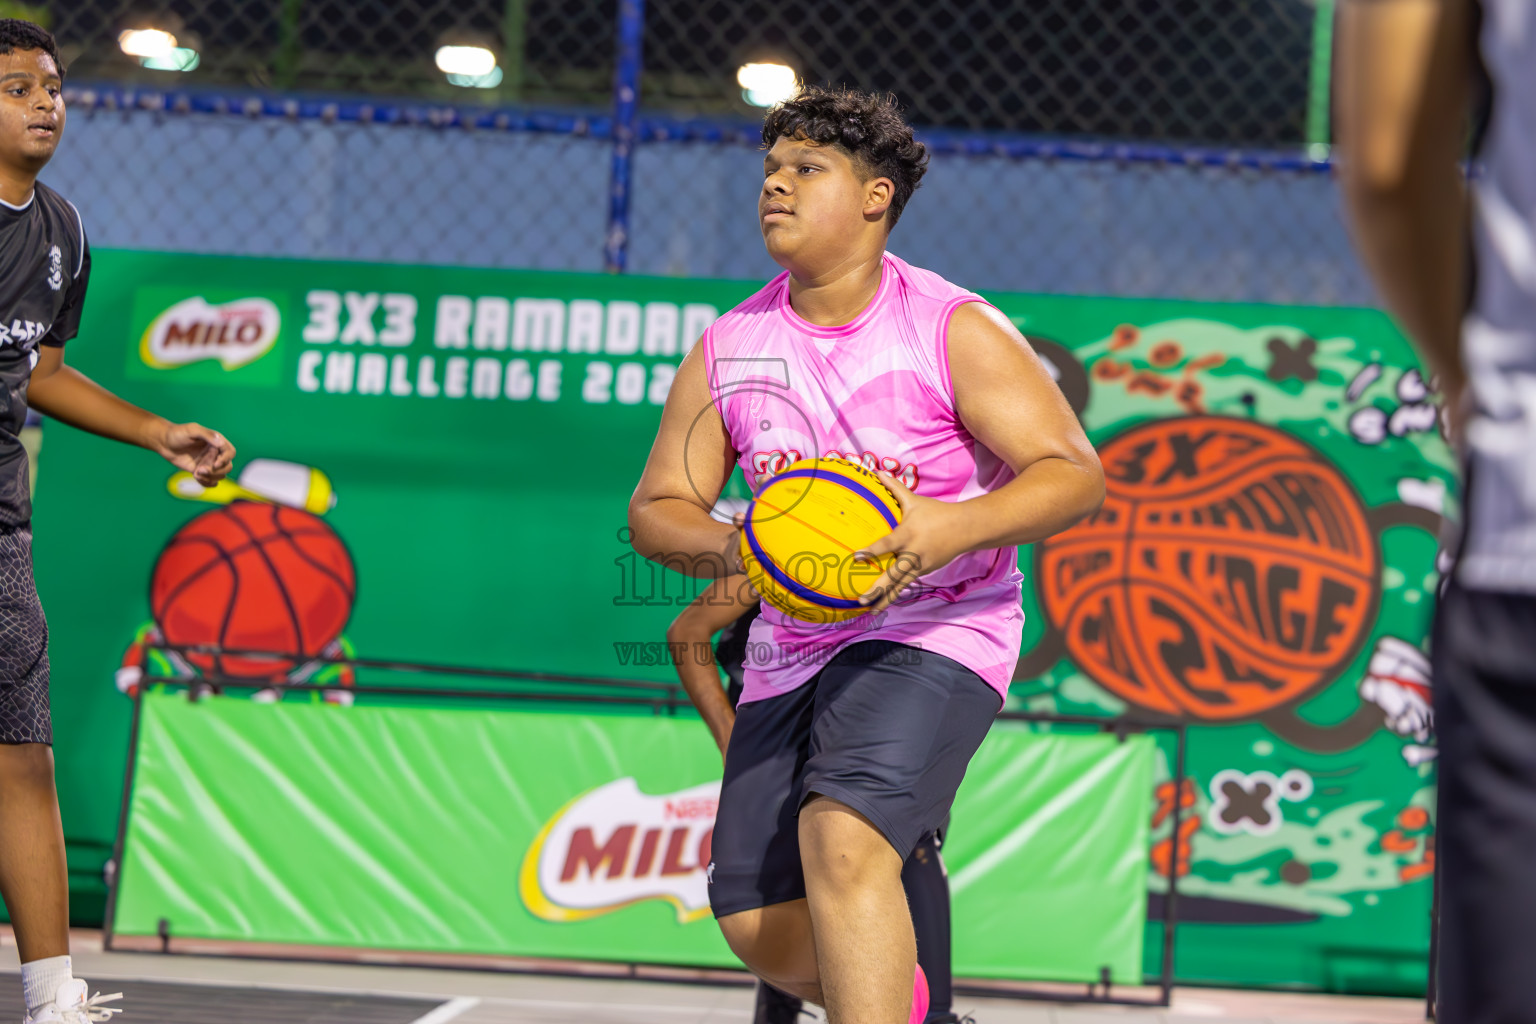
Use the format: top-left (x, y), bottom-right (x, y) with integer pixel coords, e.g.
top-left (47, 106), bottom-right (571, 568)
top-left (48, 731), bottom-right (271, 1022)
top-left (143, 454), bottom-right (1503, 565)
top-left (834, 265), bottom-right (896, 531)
top-left (0, 21), bottom-right (235, 1023)
top-left (668, 578), bottom-right (970, 1024)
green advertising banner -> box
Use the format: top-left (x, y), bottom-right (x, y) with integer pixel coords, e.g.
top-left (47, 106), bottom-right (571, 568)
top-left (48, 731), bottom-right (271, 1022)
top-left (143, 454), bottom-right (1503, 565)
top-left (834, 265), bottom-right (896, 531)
top-left (114, 692), bottom-right (1153, 982)
top-left (36, 250), bottom-right (1449, 993)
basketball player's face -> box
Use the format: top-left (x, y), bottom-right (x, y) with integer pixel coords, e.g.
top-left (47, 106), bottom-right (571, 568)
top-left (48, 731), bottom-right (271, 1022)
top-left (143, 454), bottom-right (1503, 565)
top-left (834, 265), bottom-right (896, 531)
top-left (0, 50), bottom-right (63, 173)
top-left (761, 137), bottom-right (888, 271)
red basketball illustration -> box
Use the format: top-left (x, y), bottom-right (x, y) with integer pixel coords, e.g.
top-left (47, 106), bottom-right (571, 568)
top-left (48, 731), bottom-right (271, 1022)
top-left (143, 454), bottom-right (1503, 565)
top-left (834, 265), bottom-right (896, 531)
top-left (150, 501), bottom-right (357, 679)
top-left (1038, 416), bottom-right (1377, 721)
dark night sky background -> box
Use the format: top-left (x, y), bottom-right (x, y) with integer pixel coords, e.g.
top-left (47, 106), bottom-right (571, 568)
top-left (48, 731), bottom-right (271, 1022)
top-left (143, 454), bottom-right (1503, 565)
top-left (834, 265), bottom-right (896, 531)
top-left (56, 0), bottom-right (1317, 145)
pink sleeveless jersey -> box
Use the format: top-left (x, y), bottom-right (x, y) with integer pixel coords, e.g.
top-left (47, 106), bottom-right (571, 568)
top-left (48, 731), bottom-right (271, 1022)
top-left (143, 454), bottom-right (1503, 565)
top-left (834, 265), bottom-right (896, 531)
top-left (703, 251), bottom-right (1024, 706)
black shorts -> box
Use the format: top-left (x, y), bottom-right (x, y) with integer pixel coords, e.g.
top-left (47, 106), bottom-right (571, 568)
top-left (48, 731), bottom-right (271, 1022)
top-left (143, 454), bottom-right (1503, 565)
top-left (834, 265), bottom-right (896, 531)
top-left (0, 529), bottom-right (50, 745)
top-left (1432, 578), bottom-right (1536, 1020)
top-left (708, 640), bottom-right (1000, 919)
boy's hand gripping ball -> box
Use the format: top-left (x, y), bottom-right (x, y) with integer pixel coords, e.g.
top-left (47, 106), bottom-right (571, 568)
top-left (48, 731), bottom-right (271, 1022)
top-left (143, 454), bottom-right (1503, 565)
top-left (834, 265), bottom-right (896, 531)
top-left (740, 457), bottom-right (903, 624)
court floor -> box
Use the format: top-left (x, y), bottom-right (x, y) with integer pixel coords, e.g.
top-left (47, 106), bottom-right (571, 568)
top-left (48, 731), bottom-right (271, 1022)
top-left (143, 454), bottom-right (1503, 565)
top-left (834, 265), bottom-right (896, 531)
top-left (0, 930), bottom-right (1428, 1024)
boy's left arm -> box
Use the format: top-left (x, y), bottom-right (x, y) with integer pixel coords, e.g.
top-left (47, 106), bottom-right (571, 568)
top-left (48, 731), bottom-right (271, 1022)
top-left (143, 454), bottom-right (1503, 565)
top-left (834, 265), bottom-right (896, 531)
top-left (856, 302), bottom-right (1104, 612)
top-left (1335, 0), bottom-right (1472, 433)
top-left (28, 345), bottom-right (235, 485)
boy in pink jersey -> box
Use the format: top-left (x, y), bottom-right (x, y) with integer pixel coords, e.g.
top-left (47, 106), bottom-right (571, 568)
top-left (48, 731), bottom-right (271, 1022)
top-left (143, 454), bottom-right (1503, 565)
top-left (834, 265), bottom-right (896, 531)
top-left (629, 87), bottom-right (1102, 1024)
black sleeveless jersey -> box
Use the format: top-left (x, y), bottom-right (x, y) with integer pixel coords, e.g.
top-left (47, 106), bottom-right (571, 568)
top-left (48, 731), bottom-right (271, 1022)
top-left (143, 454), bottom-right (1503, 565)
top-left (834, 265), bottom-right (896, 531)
top-left (0, 182), bottom-right (89, 529)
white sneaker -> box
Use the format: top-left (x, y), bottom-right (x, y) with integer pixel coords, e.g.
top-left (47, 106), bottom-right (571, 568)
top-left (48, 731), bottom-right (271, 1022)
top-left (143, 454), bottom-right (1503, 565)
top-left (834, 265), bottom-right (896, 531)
top-left (22, 979), bottom-right (123, 1022)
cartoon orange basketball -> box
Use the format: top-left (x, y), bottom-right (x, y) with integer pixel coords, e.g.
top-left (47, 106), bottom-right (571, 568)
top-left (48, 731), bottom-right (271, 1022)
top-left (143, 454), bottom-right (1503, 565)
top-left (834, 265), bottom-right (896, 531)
top-left (150, 501), bottom-right (356, 679)
top-left (1038, 416), bottom-right (1378, 721)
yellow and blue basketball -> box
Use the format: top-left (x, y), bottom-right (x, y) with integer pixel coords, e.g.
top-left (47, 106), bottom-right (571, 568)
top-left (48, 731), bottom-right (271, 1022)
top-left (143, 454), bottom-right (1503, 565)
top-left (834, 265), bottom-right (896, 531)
top-left (740, 457), bottom-right (903, 623)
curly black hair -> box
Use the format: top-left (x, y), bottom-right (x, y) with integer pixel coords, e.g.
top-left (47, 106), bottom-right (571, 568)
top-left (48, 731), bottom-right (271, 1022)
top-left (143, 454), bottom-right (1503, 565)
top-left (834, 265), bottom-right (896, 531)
top-left (762, 86), bottom-right (928, 229)
top-left (0, 19), bottom-right (63, 77)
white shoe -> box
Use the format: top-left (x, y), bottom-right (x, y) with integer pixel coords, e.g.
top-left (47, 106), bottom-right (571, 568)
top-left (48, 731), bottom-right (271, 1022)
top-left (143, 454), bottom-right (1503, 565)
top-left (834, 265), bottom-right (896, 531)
top-left (23, 979), bottom-right (123, 1022)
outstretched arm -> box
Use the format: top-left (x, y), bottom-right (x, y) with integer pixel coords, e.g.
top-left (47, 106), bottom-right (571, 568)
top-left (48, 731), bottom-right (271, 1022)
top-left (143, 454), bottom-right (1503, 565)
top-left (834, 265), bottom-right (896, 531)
top-left (28, 346), bottom-right (235, 485)
top-left (667, 576), bottom-right (759, 757)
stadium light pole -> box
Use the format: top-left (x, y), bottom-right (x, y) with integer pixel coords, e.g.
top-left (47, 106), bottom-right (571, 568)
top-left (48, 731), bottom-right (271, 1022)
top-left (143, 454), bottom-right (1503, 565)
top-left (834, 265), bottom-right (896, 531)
top-left (275, 0), bottom-right (303, 90)
top-left (501, 0), bottom-right (526, 101)
top-left (1306, 0), bottom-right (1336, 162)
top-left (737, 62), bottom-right (797, 108)
top-left (603, 0), bottom-right (645, 273)
top-left (117, 28), bottom-right (178, 59)
top-left (119, 26), bottom-right (200, 72)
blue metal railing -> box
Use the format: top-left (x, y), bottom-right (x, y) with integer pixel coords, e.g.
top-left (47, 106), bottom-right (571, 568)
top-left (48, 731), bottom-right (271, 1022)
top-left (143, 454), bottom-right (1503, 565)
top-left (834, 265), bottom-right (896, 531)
top-left (604, 0), bottom-right (646, 272)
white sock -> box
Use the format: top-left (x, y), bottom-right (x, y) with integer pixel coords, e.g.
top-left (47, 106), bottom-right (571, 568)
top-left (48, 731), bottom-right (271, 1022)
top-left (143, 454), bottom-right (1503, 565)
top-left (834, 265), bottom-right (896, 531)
top-left (21, 955), bottom-right (72, 1012)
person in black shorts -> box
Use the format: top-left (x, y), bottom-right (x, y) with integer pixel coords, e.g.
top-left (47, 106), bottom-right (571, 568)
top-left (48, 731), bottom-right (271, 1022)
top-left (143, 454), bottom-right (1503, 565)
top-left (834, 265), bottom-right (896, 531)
top-left (0, 21), bottom-right (235, 1023)
top-left (668, 578), bottom-right (970, 1024)
top-left (1339, 2), bottom-right (1536, 1018)
top-left (631, 88), bottom-right (1101, 1023)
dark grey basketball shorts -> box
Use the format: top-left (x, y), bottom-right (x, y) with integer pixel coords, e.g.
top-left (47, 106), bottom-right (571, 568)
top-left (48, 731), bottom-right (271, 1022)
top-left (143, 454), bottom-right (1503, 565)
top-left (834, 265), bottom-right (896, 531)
top-left (707, 639), bottom-right (1001, 919)
top-left (1431, 577), bottom-right (1536, 1020)
top-left (0, 529), bottom-right (51, 745)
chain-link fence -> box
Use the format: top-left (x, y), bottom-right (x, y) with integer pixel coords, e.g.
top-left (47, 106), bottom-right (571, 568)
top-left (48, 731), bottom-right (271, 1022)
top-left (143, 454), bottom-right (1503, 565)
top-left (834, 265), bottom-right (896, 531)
top-left (33, 0), bottom-right (1367, 305)
top-left (53, 1), bottom-right (615, 105)
top-left (51, 0), bottom-right (1323, 142)
top-left (627, 136), bottom-right (1366, 303)
top-left (644, 0), bottom-right (1321, 144)
top-left (49, 92), bottom-right (614, 271)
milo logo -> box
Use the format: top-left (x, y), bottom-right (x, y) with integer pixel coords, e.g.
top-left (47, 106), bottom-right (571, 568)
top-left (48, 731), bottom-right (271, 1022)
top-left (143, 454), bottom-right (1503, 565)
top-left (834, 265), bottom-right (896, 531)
top-left (519, 778), bottom-right (717, 923)
top-left (141, 296), bottom-right (281, 371)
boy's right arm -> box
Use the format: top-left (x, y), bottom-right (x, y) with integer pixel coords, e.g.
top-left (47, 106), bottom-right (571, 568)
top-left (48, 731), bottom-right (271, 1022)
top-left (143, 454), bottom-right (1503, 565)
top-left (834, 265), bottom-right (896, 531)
top-left (667, 576), bottom-right (759, 758)
top-left (1336, 0), bottom-right (1472, 424)
top-left (628, 343), bottom-right (742, 578)
top-left (28, 346), bottom-right (235, 484)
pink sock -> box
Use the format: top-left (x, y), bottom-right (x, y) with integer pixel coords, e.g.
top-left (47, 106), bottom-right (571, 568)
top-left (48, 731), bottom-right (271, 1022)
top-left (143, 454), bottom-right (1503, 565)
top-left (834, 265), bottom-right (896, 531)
top-left (908, 963), bottom-right (929, 1024)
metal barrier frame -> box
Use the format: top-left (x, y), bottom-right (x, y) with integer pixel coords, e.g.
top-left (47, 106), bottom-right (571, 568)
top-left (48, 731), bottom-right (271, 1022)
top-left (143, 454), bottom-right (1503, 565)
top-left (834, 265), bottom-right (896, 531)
top-left (102, 642), bottom-right (1188, 1008)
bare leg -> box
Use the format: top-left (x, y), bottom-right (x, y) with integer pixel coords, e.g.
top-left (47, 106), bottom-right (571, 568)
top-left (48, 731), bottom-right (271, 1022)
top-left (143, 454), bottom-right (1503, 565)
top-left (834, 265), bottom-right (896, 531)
top-left (718, 899), bottom-right (824, 1005)
top-left (800, 796), bottom-right (913, 1024)
top-left (0, 743), bottom-right (69, 962)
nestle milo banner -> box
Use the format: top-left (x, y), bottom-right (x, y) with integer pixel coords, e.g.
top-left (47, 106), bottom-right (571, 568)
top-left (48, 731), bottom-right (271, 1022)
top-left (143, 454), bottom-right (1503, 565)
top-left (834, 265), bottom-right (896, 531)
top-left (113, 692), bottom-right (1153, 981)
top-left (38, 251), bottom-right (1450, 993)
